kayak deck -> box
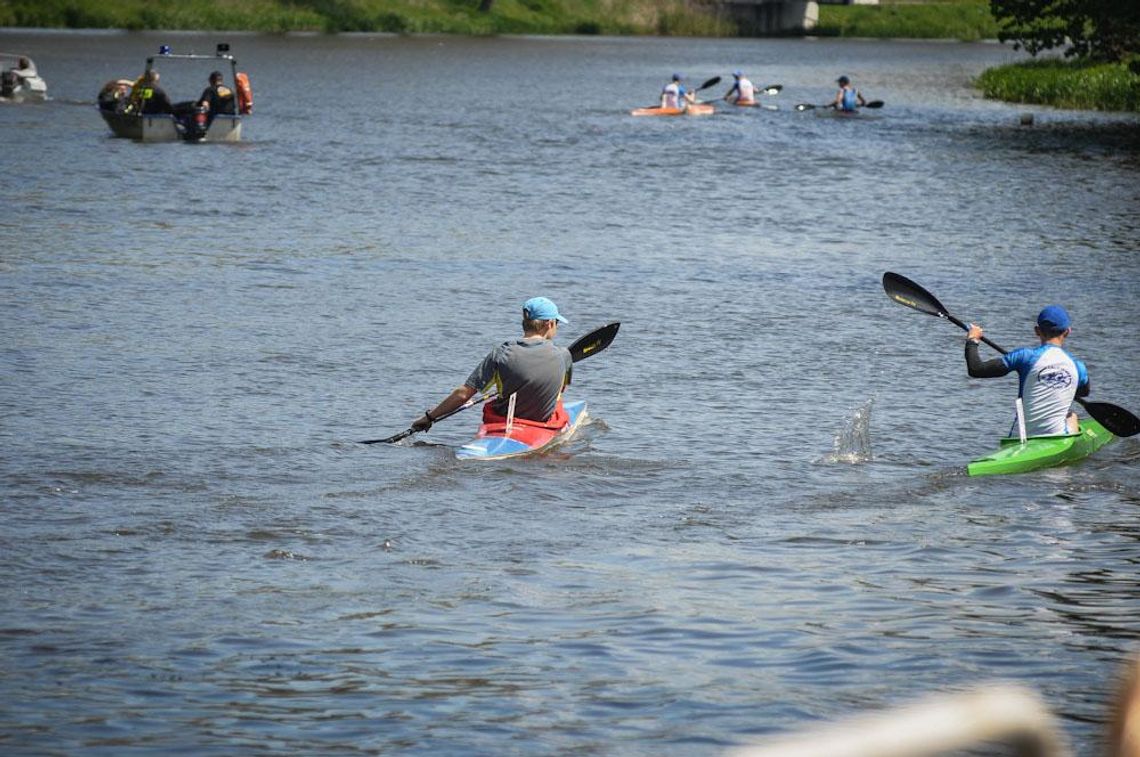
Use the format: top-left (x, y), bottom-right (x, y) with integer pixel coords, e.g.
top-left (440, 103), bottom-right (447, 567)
top-left (630, 103), bottom-right (714, 117)
top-left (456, 400), bottom-right (588, 461)
top-left (966, 418), bottom-right (1113, 477)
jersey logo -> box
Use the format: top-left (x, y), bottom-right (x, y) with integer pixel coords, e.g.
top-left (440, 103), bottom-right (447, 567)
top-left (1037, 366), bottom-right (1073, 389)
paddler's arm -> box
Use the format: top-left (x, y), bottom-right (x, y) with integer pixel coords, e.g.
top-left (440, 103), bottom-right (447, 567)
top-left (965, 324), bottom-right (1008, 378)
top-left (411, 385), bottom-right (476, 432)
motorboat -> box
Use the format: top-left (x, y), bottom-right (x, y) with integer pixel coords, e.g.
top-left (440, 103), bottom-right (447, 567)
top-left (0, 53), bottom-right (47, 102)
top-left (98, 43), bottom-right (252, 143)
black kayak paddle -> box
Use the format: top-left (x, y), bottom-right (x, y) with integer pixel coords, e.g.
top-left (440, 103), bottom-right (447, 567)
top-left (361, 321), bottom-right (621, 445)
top-left (882, 271), bottom-right (1139, 438)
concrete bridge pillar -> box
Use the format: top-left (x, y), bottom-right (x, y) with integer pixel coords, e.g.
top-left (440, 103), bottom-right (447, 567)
top-left (716, 0), bottom-right (820, 35)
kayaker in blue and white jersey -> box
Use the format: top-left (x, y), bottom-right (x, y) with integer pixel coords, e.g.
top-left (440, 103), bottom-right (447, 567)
top-left (410, 297), bottom-right (574, 433)
top-left (723, 70), bottom-right (756, 105)
top-left (660, 73), bottom-right (694, 110)
top-left (965, 305), bottom-right (1090, 437)
top-left (833, 75), bottom-right (866, 112)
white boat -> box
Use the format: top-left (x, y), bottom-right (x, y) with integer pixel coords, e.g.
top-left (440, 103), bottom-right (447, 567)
top-left (98, 43), bottom-right (252, 143)
top-left (0, 53), bottom-right (47, 102)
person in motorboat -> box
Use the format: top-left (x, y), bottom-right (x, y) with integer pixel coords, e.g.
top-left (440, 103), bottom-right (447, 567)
top-left (127, 70), bottom-right (173, 115)
top-left (409, 297), bottom-right (574, 434)
top-left (196, 70), bottom-right (235, 121)
top-left (723, 70), bottom-right (756, 105)
top-left (7, 56), bottom-right (36, 83)
top-left (97, 79), bottom-right (134, 113)
top-left (833, 75), bottom-right (866, 112)
top-left (660, 73), bottom-right (696, 111)
top-left (965, 305), bottom-right (1090, 437)
top-left (2, 56), bottom-right (45, 100)
top-left (172, 70), bottom-right (237, 138)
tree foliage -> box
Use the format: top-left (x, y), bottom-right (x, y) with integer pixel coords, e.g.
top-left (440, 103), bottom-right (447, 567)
top-left (990, 0), bottom-right (1140, 63)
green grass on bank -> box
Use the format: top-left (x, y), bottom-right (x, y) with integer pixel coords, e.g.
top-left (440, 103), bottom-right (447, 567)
top-left (0, 0), bottom-right (730, 36)
top-left (977, 59), bottom-right (1140, 112)
top-left (0, 0), bottom-right (1006, 39)
top-left (816, 0), bottom-right (998, 41)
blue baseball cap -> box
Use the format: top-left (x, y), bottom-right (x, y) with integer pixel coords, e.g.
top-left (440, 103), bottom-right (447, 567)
top-left (672, 73), bottom-right (683, 81)
top-left (1037, 305), bottom-right (1071, 332)
top-left (523, 296), bottom-right (568, 324)
top-left (733, 70), bottom-right (743, 77)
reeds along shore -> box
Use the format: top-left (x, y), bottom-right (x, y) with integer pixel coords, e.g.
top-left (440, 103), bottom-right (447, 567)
top-left (977, 60), bottom-right (1140, 112)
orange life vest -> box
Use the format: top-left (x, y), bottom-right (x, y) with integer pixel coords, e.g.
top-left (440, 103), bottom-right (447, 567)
top-left (235, 72), bottom-right (253, 115)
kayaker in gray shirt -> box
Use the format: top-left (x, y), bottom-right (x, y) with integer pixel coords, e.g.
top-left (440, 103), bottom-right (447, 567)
top-left (411, 297), bottom-right (573, 433)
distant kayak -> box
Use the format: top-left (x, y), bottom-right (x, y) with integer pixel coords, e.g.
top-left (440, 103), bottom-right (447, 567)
top-left (456, 400), bottom-right (588, 461)
top-left (727, 100), bottom-right (778, 111)
top-left (796, 100), bottom-right (883, 118)
top-left (630, 103), bottom-right (714, 117)
top-left (966, 418), bottom-right (1113, 477)
top-left (815, 108), bottom-right (876, 119)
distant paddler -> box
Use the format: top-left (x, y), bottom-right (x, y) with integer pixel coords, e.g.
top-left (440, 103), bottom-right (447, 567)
top-left (723, 70), bottom-right (756, 105)
top-left (661, 72), bottom-right (696, 111)
top-left (834, 75), bottom-right (867, 112)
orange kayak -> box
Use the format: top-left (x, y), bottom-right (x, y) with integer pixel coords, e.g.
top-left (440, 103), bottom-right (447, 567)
top-left (630, 103), bottom-right (714, 117)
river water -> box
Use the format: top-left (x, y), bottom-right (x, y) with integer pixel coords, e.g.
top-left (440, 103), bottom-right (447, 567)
top-left (2, 29), bottom-right (1139, 756)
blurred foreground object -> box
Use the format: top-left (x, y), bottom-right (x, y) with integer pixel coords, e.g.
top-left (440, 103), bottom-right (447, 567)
top-left (1110, 653), bottom-right (1140, 757)
top-left (728, 684), bottom-right (1068, 757)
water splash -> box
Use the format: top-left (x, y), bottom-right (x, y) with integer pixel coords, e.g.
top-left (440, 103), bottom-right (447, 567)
top-left (827, 399), bottom-right (874, 464)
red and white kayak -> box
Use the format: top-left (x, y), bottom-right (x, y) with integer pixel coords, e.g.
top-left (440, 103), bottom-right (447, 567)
top-left (456, 400), bottom-right (588, 461)
top-left (630, 103), bottom-right (714, 117)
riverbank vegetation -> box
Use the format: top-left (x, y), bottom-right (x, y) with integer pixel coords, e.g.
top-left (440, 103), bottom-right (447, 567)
top-left (0, 0), bottom-right (729, 36)
top-left (984, 0), bottom-right (1140, 111)
top-left (815, 0), bottom-right (998, 42)
top-left (977, 60), bottom-right (1140, 111)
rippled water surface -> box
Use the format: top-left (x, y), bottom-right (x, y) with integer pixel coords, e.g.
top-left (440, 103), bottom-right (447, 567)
top-left (2, 29), bottom-right (1139, 755)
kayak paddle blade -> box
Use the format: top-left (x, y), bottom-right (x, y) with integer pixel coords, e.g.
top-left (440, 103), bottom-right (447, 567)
top-left (697, 76), bottom-right (721, 91)
top-left (1077, 399), bottom-right (1140, 438)
top-left (864, 100), bottom-right (884, 109)
top-left (882, 272), bottom-right (951, 319)
top-left (794, 103), bottom-right (815, 111)
top-left (569, 322), bottom-right (620, 363)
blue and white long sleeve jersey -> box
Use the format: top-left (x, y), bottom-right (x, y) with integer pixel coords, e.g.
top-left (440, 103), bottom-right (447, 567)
top-left (1001, 345), bottom-right (1088, 436)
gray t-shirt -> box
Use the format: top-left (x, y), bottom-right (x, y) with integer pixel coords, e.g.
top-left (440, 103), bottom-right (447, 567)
top-left (465, 337), bottom-right (573, 421)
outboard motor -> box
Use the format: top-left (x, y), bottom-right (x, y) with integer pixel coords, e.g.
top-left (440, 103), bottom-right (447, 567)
top-left (181, 105), bottom-right (210, 142)
top-left (1, 70), bottom-right (17, 99)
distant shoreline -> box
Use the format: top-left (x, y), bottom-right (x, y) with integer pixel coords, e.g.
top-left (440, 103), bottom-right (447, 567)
top-left (6, 0), bottom-right (1136, 112)
top-left (1, 0), bottom-right (997, 39)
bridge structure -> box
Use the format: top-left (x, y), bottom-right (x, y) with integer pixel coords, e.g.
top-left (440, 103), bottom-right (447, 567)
top-left (712, 0), bottom-right (878, 35)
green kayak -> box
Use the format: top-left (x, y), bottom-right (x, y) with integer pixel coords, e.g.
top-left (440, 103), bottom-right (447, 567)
top-left (967, 418), bottom-right (1113, 477)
